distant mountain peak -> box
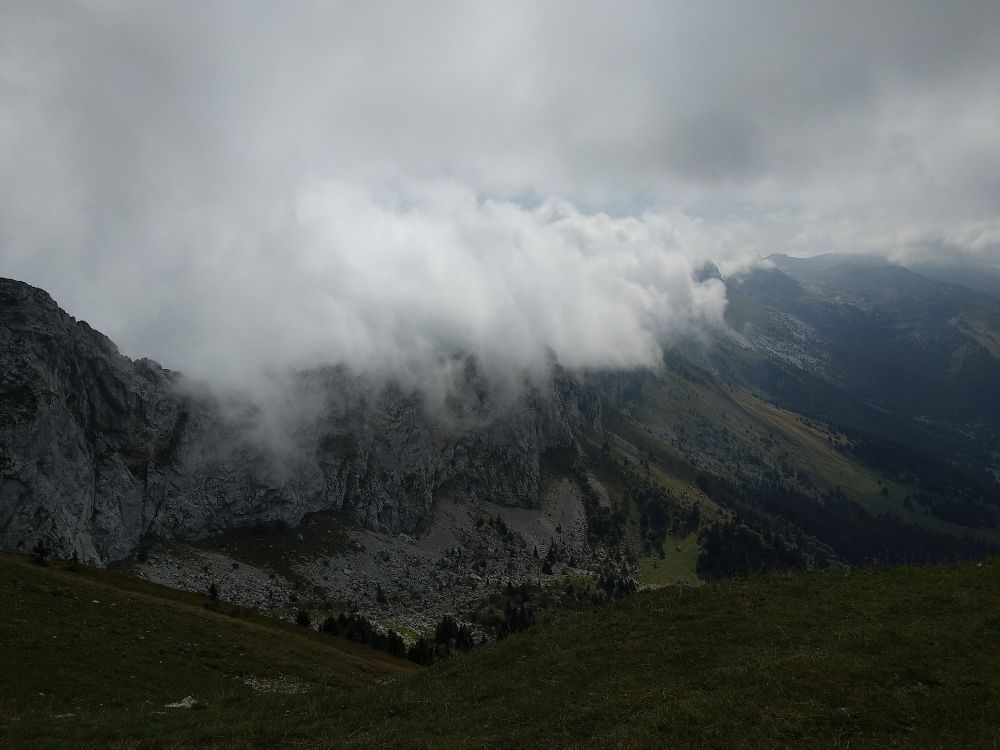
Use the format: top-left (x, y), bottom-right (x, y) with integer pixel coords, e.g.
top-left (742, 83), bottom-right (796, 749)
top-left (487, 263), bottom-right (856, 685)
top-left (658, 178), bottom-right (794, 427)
top-left (695, 261), bottom-right (723, 282)
top-left (765, 252), bottom-right (890, 269)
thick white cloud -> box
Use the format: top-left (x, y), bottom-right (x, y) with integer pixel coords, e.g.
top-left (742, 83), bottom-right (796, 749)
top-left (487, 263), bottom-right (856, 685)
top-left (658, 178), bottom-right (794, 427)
top-left (6, 171), bottom-right (732, 390)
top-left (1, 1), bottom-right (998, 389)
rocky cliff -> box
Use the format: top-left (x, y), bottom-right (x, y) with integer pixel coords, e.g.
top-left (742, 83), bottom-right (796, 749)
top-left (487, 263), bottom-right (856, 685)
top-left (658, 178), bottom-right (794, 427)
top-left (0, 279), bottom-right (602, 565)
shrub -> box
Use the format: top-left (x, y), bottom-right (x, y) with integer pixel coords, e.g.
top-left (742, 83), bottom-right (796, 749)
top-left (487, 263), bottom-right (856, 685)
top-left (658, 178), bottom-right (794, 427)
top-left (31, 540), bottom-right (48, 567)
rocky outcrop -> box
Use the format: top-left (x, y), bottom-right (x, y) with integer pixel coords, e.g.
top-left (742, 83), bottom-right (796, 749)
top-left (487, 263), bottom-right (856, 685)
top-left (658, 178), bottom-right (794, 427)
top-left (0, 278), bottom-right (602, 564)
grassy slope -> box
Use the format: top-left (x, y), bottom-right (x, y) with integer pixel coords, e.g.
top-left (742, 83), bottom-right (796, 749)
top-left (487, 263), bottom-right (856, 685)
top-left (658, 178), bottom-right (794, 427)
top-left (0, 552), bottom-right (414, 749)
top-left (578, 430), bottom-right (715, 586)
top-left (310, 558), bottom-right (1000, 749)
top-left (631, 368), bottom-right (891, 505)
top-left (5, 551), bottom-right (1000, 748)
top-left (614, 366), bottom-right (1000, 543)
top-left (637, 532), bottom-right (700, 586)
top-left (953, 315), bottom-right (1000, 358)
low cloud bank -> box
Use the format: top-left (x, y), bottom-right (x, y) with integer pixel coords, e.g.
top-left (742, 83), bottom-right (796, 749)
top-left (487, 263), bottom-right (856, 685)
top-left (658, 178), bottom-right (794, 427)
top-left (92, 179), bottom-right (730, 397)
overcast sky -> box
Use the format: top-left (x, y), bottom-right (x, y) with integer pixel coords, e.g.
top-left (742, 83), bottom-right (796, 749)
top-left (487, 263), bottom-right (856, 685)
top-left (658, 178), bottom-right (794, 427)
top-left (2, 1), bottom-right (999, 387)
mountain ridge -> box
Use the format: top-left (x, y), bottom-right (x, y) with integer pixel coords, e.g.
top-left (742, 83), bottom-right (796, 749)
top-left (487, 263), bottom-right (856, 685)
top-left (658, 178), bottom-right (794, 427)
top-left (3, 256), bottom-right (999, 587)
top-left (0, 277), bottom-right (601, 564)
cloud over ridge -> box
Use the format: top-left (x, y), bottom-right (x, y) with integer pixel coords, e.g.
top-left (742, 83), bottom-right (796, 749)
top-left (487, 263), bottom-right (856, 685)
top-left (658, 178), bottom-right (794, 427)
top-left (1, 1), bottom-right (998, 392)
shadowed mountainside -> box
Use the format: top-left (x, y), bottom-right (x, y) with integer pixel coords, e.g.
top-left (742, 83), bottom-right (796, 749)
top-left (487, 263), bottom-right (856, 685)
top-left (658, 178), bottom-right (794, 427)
top-left (0, 278), bottom-right (600, 564)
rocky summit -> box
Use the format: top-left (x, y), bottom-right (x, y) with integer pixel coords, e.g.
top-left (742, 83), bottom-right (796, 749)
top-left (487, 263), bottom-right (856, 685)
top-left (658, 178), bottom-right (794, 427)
top-left (0, 278), bottom-right (601, 565)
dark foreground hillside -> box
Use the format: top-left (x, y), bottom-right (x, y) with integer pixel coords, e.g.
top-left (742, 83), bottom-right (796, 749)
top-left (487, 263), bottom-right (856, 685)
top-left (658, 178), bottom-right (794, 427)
top-left (3, 551), bottom-right (999, 749)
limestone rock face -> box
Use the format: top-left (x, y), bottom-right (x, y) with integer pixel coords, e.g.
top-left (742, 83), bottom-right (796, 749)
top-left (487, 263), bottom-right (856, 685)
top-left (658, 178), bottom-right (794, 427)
top-left (0, 278), bottom-right (602, 564)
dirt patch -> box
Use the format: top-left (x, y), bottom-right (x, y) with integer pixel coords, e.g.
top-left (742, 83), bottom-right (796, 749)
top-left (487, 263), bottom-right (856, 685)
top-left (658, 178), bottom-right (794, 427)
top-left (494, 477), bottom-right (589, 560)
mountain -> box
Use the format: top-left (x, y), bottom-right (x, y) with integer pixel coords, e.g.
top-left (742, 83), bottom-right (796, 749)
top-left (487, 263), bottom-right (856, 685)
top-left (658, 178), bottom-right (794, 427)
top-left (907, 261), bottom-right (1000, 301)
top-left (4, 266), bottom-right (1000, 746)
top-left (0, 278), bottom-right (599, 565)
top-left (719, 253), bottom-right (1000, 471)
top-left (2, 266), bottom-right (999, 637)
